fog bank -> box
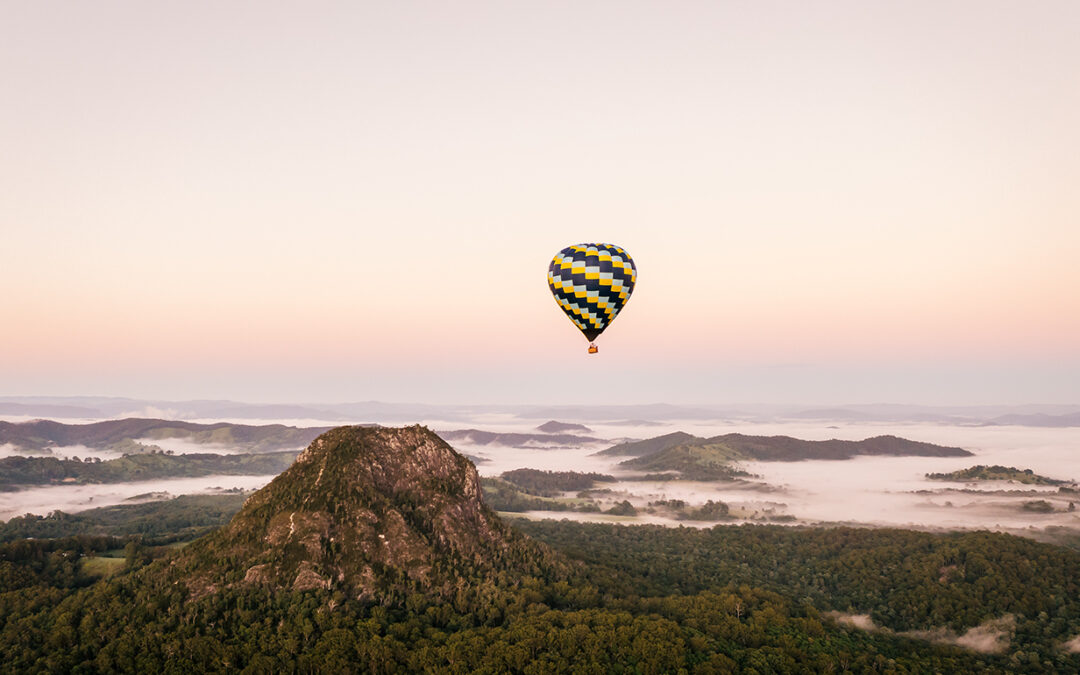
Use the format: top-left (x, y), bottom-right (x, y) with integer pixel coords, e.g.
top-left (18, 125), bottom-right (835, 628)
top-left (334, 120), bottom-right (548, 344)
top-left (0, 475), bottom-right (275, 522)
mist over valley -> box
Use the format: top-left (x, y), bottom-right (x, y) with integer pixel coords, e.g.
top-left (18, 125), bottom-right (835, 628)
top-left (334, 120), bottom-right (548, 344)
top-left (2, 407), bottom-right (1077, 544)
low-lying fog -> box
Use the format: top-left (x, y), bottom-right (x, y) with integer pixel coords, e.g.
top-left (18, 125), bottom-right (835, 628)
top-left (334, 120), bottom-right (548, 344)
top-left (132, 437), bottom-right (300, 456)
top-left (0, 475), bottom-right (276, 522)
top-left (2, 414), bottom-right (1078, 540)
top-left (0, 439), bottom-right (290, 461)
top-left (460, 420), bottom-right (1080, 535)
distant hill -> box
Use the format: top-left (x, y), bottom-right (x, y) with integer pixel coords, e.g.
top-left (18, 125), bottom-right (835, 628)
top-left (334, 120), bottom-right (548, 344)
top-left (0, 402), bottom-right (102, 418)
top-left (602, 432), bottom-right (970, 463)
top-left (0, 418), bottom-right (333, 454)
top-left (595, 431), bottom-right (698, 457)
top-left (619, 442), bottom-right (752, 481)
top-left (0, 451), bottom-right (298, 490)
top-left (788, 408), bottom-right (879, 421)
top-left (988, 413), bottom-right (1080, 428)
top-left (437, 429), bottom-right (603, 448)
top-left (5, 396), bottom-right (1078, 427)
top-left (517, 403), bottom-right (723, 421)
top-left (926, 465), bottom-right (1073, 486)
top-left (535, 420), bottom-right (592, 434)
top-left (713, 433), bottom-right (972, 461)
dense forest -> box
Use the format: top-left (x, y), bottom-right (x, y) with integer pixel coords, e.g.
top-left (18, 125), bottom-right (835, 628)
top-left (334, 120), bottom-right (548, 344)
top-left (515, 520), bottom-right (1080, 641)
top-left (1, 514), bottom-right (1079, 671)
top-left (500, 469), bottom-right (614, 496)
top-left (478, 478), bottom-right (601, 513)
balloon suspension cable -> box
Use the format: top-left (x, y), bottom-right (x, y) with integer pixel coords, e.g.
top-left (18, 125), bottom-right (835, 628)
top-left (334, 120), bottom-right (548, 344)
top-left (587, 343), bottom-right (598, 354)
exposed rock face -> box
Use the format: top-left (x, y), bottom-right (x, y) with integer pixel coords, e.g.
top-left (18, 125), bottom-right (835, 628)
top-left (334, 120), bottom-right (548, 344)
top-left (171, 425), bottom-right (564, 601)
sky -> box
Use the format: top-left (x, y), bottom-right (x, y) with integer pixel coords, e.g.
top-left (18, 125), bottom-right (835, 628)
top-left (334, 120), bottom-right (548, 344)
top-left (2, 1), bottom-right (1078, 406)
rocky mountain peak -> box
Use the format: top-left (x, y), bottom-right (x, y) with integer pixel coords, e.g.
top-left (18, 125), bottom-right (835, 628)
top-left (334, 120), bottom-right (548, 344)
top-left (170, 425), bottom-right (563, 601)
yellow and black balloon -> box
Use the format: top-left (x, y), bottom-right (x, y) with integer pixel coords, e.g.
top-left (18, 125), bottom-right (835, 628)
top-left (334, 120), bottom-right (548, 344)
top-left (548, 243), bottom-right (637, 353)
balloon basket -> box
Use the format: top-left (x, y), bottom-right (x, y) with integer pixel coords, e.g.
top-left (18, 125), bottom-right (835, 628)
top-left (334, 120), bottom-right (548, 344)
top-left (587, 343), bottom-right (598, 354)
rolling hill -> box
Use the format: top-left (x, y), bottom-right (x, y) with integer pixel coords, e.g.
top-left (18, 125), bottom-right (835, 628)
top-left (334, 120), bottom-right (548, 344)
top-left (0, 418), bottom-right (333, 454)
top-left (603, 431), bottom-right (971, 462)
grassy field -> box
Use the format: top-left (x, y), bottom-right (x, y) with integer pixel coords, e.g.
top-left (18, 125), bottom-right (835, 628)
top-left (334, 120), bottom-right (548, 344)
top-left (81, 556), bottom-right (126, 577)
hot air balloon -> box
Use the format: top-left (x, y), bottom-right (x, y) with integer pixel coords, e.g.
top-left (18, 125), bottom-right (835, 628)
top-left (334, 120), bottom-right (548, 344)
top-left (547, 243), bottom-right (637, 353)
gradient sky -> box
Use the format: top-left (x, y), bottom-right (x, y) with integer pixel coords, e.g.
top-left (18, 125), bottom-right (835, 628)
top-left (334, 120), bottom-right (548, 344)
top-left (2, 1), bottom-right (1078, 405)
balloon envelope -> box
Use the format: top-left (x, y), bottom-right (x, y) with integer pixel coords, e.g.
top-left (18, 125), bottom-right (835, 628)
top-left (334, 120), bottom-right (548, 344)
top-left (547, 243), bottom-right (637, 342)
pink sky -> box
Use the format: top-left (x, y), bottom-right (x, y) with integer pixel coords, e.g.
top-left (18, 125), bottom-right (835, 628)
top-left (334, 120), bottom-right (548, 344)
top-left (2, 2), bottom-right (1078, 404)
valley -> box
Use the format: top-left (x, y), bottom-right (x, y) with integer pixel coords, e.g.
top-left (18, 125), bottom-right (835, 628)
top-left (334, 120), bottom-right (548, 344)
top-left (2, 413), bottom-right (1078, 541)
top-left (1, 424), bottom-right (1078, 672)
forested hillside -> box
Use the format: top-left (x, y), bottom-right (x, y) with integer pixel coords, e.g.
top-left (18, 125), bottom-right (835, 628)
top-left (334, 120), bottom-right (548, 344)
top-left (0, 418), bottom-right (330, 454)
top-left (0, 452), bottom-right (297, 489)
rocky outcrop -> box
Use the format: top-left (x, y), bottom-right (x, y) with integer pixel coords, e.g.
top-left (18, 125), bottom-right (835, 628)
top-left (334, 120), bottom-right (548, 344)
top-left (168, 425), bottom-right (566, 602)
